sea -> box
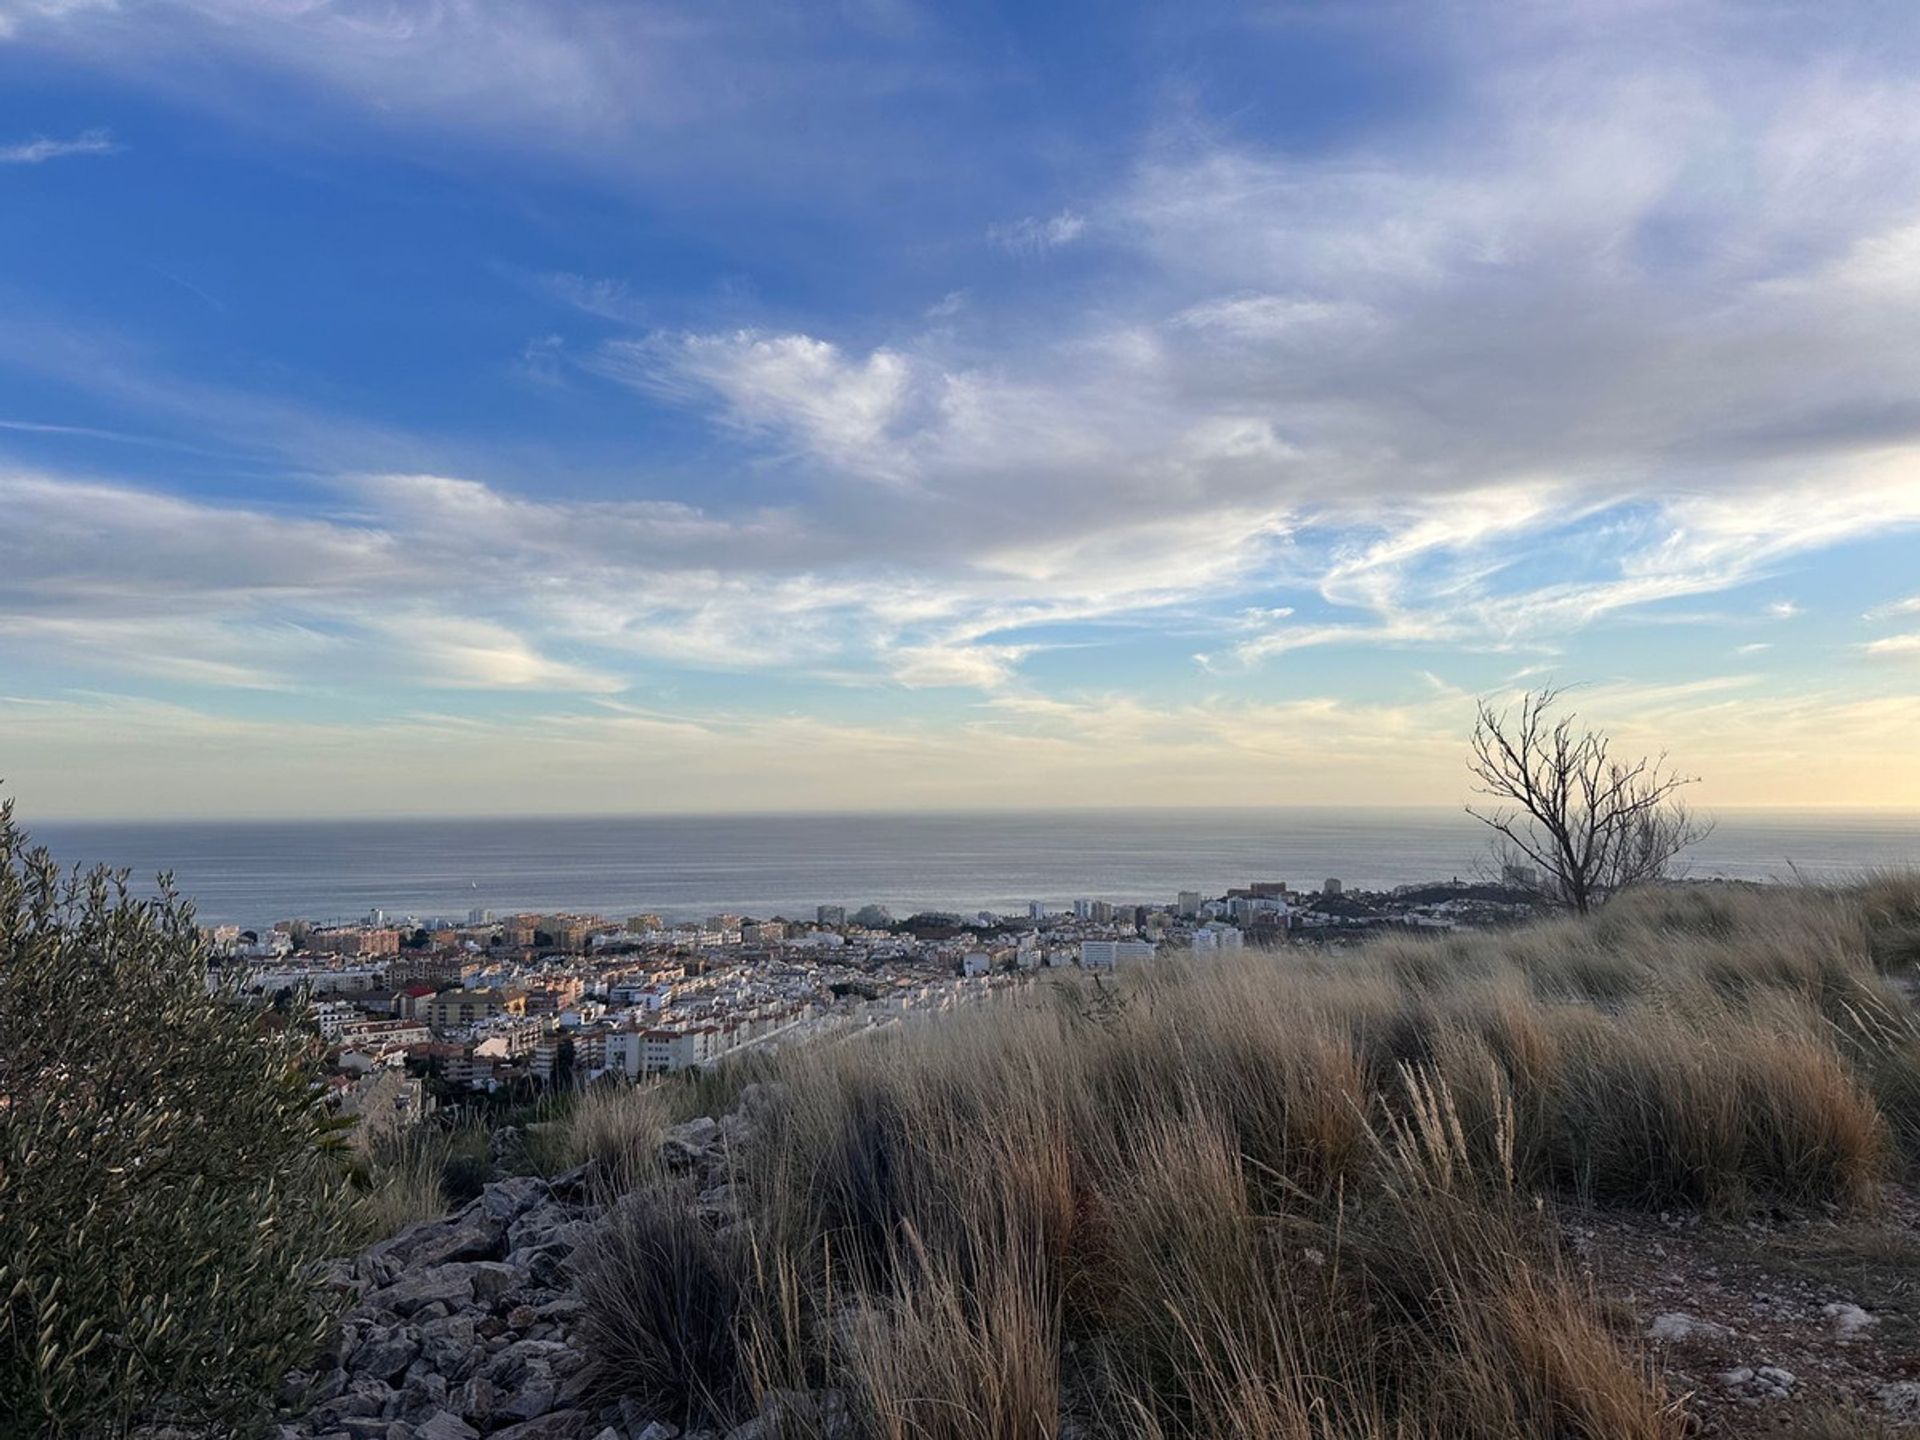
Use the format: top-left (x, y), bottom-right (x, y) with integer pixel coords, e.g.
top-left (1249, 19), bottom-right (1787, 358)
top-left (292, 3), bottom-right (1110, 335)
top-left (19, 808), bottom-right (1920, 930)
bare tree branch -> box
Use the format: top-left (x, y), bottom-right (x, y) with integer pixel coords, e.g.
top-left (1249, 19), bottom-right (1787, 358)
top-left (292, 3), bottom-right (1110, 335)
top-left (1464, 685), bottom-right (1712, 913)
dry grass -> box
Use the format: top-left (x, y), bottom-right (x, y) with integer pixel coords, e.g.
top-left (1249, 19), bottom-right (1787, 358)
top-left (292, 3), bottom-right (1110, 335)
top-left (348, 1124), bottom-right (491, 1243)
top-left (572, 878), bottom-right (1920, 1438)
top-left (564, 1078), bottom-right (672, 1198)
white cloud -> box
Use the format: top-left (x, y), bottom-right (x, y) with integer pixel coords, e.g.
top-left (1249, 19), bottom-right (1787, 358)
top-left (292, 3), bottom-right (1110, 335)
top-left (0, 126), bottom-right (118, 163)
top-left (371, 615), bottom-right (624, 692)
top-left (886, 642), bottom-right (1031, 690)
top-left (596, 331), bottom-right (918, 482)
top-left (987, 210), bottom-right (1087, 254)
top-left (1863, 633), bottom-right (1920, 660)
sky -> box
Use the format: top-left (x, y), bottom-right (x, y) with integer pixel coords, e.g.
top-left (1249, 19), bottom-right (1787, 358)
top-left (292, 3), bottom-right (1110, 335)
top-left (1, 0), bottom-right (1918, 820)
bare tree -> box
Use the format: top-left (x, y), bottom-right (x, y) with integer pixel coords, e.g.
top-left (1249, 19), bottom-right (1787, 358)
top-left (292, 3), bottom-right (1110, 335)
top-left (1466, 685), bottom-right (1711, 914)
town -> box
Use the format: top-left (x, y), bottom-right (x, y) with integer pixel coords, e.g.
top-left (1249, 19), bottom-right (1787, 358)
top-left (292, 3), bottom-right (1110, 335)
top-left (212, 873), bottom-right (1543, 1138)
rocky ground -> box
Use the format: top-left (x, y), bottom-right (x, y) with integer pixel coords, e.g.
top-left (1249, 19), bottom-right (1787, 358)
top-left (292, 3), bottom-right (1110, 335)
top-left (1573, 1183), bottom-right (1920, 1435)
top-left (282, 1111), bottom-right (751, 1440)
top-left (282, 1099), bottom-right (1920, 1440)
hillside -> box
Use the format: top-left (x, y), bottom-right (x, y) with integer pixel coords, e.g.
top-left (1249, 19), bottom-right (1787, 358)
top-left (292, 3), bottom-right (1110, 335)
top-left (291, 880), bottom-right (1920, 1439)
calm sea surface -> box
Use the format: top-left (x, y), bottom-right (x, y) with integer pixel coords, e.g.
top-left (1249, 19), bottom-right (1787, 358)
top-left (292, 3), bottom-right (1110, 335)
top-left (23, 808), bottom-right (1920, 929)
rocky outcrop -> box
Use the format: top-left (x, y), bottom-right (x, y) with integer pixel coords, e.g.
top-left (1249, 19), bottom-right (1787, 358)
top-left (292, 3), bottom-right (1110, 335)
top-left (286, 1113), bottom-right (751, 1440)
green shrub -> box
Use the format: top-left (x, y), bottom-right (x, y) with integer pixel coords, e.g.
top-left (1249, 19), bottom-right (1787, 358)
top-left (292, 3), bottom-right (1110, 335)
top-left (0, 802), bottom-right (352, 1437)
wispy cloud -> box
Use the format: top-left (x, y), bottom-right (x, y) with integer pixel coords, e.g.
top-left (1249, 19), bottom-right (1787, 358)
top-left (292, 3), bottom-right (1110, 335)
top-left (0, 127), bottom-right (120, 164)
top-left (987, 210), bottom-right (1086, 254)
top-left (1863, 633), bottom-right (1920, 660)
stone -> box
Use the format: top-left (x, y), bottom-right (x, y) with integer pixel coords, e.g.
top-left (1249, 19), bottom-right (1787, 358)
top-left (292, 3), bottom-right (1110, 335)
top-left (360, 1267), bottom-right (475, 1318)
top-left (1717, 1367), bottom-right (1754, 1388)
top-left (1878, 1382), bottom-right (1920, 1420)
top-left (417, 1413), bottom-right (480, 1440)
top-left (350, 1328), bottom-right (421, 1381)
top-left (315, 1379), bottom-right (392, 1424)
top-left (372, 1215), bottom-right (505, 1271)
top-left (491, 1338), bottom-right (588, 1378)
top-left (500, 1368), bottom-right (560, 1422)
top-left (467, 1260), bottom-right (526, 1302)
top-left (669, 1116), bottom-right (721, 1148)
top-left (418, 1314), bottom-right (480, 1378)
top-left (483, 1176), bottom-right (552, 1222)
top-left (309, 1369), bottom-right (350, 1406)
top-left (488, 1410), bottom-right (594, 1440)
top-left (633, 1425), bottom-right (680, 1440)
top-left (397, 1373), bottom-right (450, 1422)
top-left (1755, 1366), bottom-right (1796, 1390)
top-left (1822, 1301), bottom-right (1878, 1337)
top-left (456, 1374), bottom-right (499, 1423)
top-left (507, 1304), bottom-right (539, 1330)
top-left (1646, 1312), bottom-right (1731, 1344)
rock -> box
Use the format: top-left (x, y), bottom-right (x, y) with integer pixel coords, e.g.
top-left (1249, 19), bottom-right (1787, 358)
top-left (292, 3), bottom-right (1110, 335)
top-left (359, 1267), bottom-right (475, 1318)
top-left (669, 1116), bottom-right (722, 1148)
top-left (315, 1379), bottom-right (393, 1425)
top-left (1717, 1367), bottom-right (1754, 1388)
top-left (417, 1413), bottom-right (480, 1440)
top-left (735, 1082), bottom-right (787, 1118)
top-left (1878, 1382), bottom-right (1920, 1420)
top-left (455, 1374), bottom-right (499, 1423)
top-left (633, 1424), bottom-right (680, 1440)
top-left (490, 1337), bottom-right (589, 1379)
top-left (1647, 1312), bottom-right (1731, 1344)
top-left (488, 1410), bottom-right (593, 1440)
top-left (418, 1314), bottom-right (480, 1379)
top-left (350, 1328), bottom-right (421, 1381)
top-left (467, 1260), bottom-right (526, 1302)
top-left (309, 1369), bottom-right (350, 1406)
top-left (1755, 1366), bottom-right (1796, 1391)
top-left (372, 1215), bottom-right (505, 1271)
top-left (1822, 1301), bottom-right (1878, 1338)
top-left (483, 1176), bottom-right (552, 1222)
top-left (397, 1371), bottom-right (450, 1423)
top-left (507, 1304), bottom-right (539, 1330)
top-left (498, 1366), bottom-right (561, 1422)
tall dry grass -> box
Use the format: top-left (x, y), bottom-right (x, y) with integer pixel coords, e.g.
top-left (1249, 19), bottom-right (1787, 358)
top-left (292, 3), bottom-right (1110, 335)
top-left (564, 1078), bottom-right (672, 1198)
top-left (573, 878), bottom-right (1920, 1439)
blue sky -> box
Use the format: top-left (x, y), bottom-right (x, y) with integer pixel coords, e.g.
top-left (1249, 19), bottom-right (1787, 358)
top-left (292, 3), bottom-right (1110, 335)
top-left (2, 0), bottom-right (1918, 818)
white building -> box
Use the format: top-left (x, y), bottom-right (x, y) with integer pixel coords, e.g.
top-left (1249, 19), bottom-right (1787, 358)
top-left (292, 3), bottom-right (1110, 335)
top-left (962, 951), bottom-right (991, 977)
top-left (1190, 924), bottom-right (1244, 954)
top-left (1080, 938), bottom-right (1156, 969)
top-left (311, 997), bottom-right (363, 1040)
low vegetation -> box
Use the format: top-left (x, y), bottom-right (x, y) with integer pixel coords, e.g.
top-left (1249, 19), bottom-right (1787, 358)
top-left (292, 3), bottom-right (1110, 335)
top-left (576, 879), bottom-right (1920, 1439)
top-left (0, 802), bottom-right (354, 1439)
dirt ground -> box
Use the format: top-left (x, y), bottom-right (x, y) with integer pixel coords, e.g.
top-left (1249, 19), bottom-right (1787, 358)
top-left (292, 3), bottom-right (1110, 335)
top-left (1568, 1183), bottom-right (1920, 1437)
